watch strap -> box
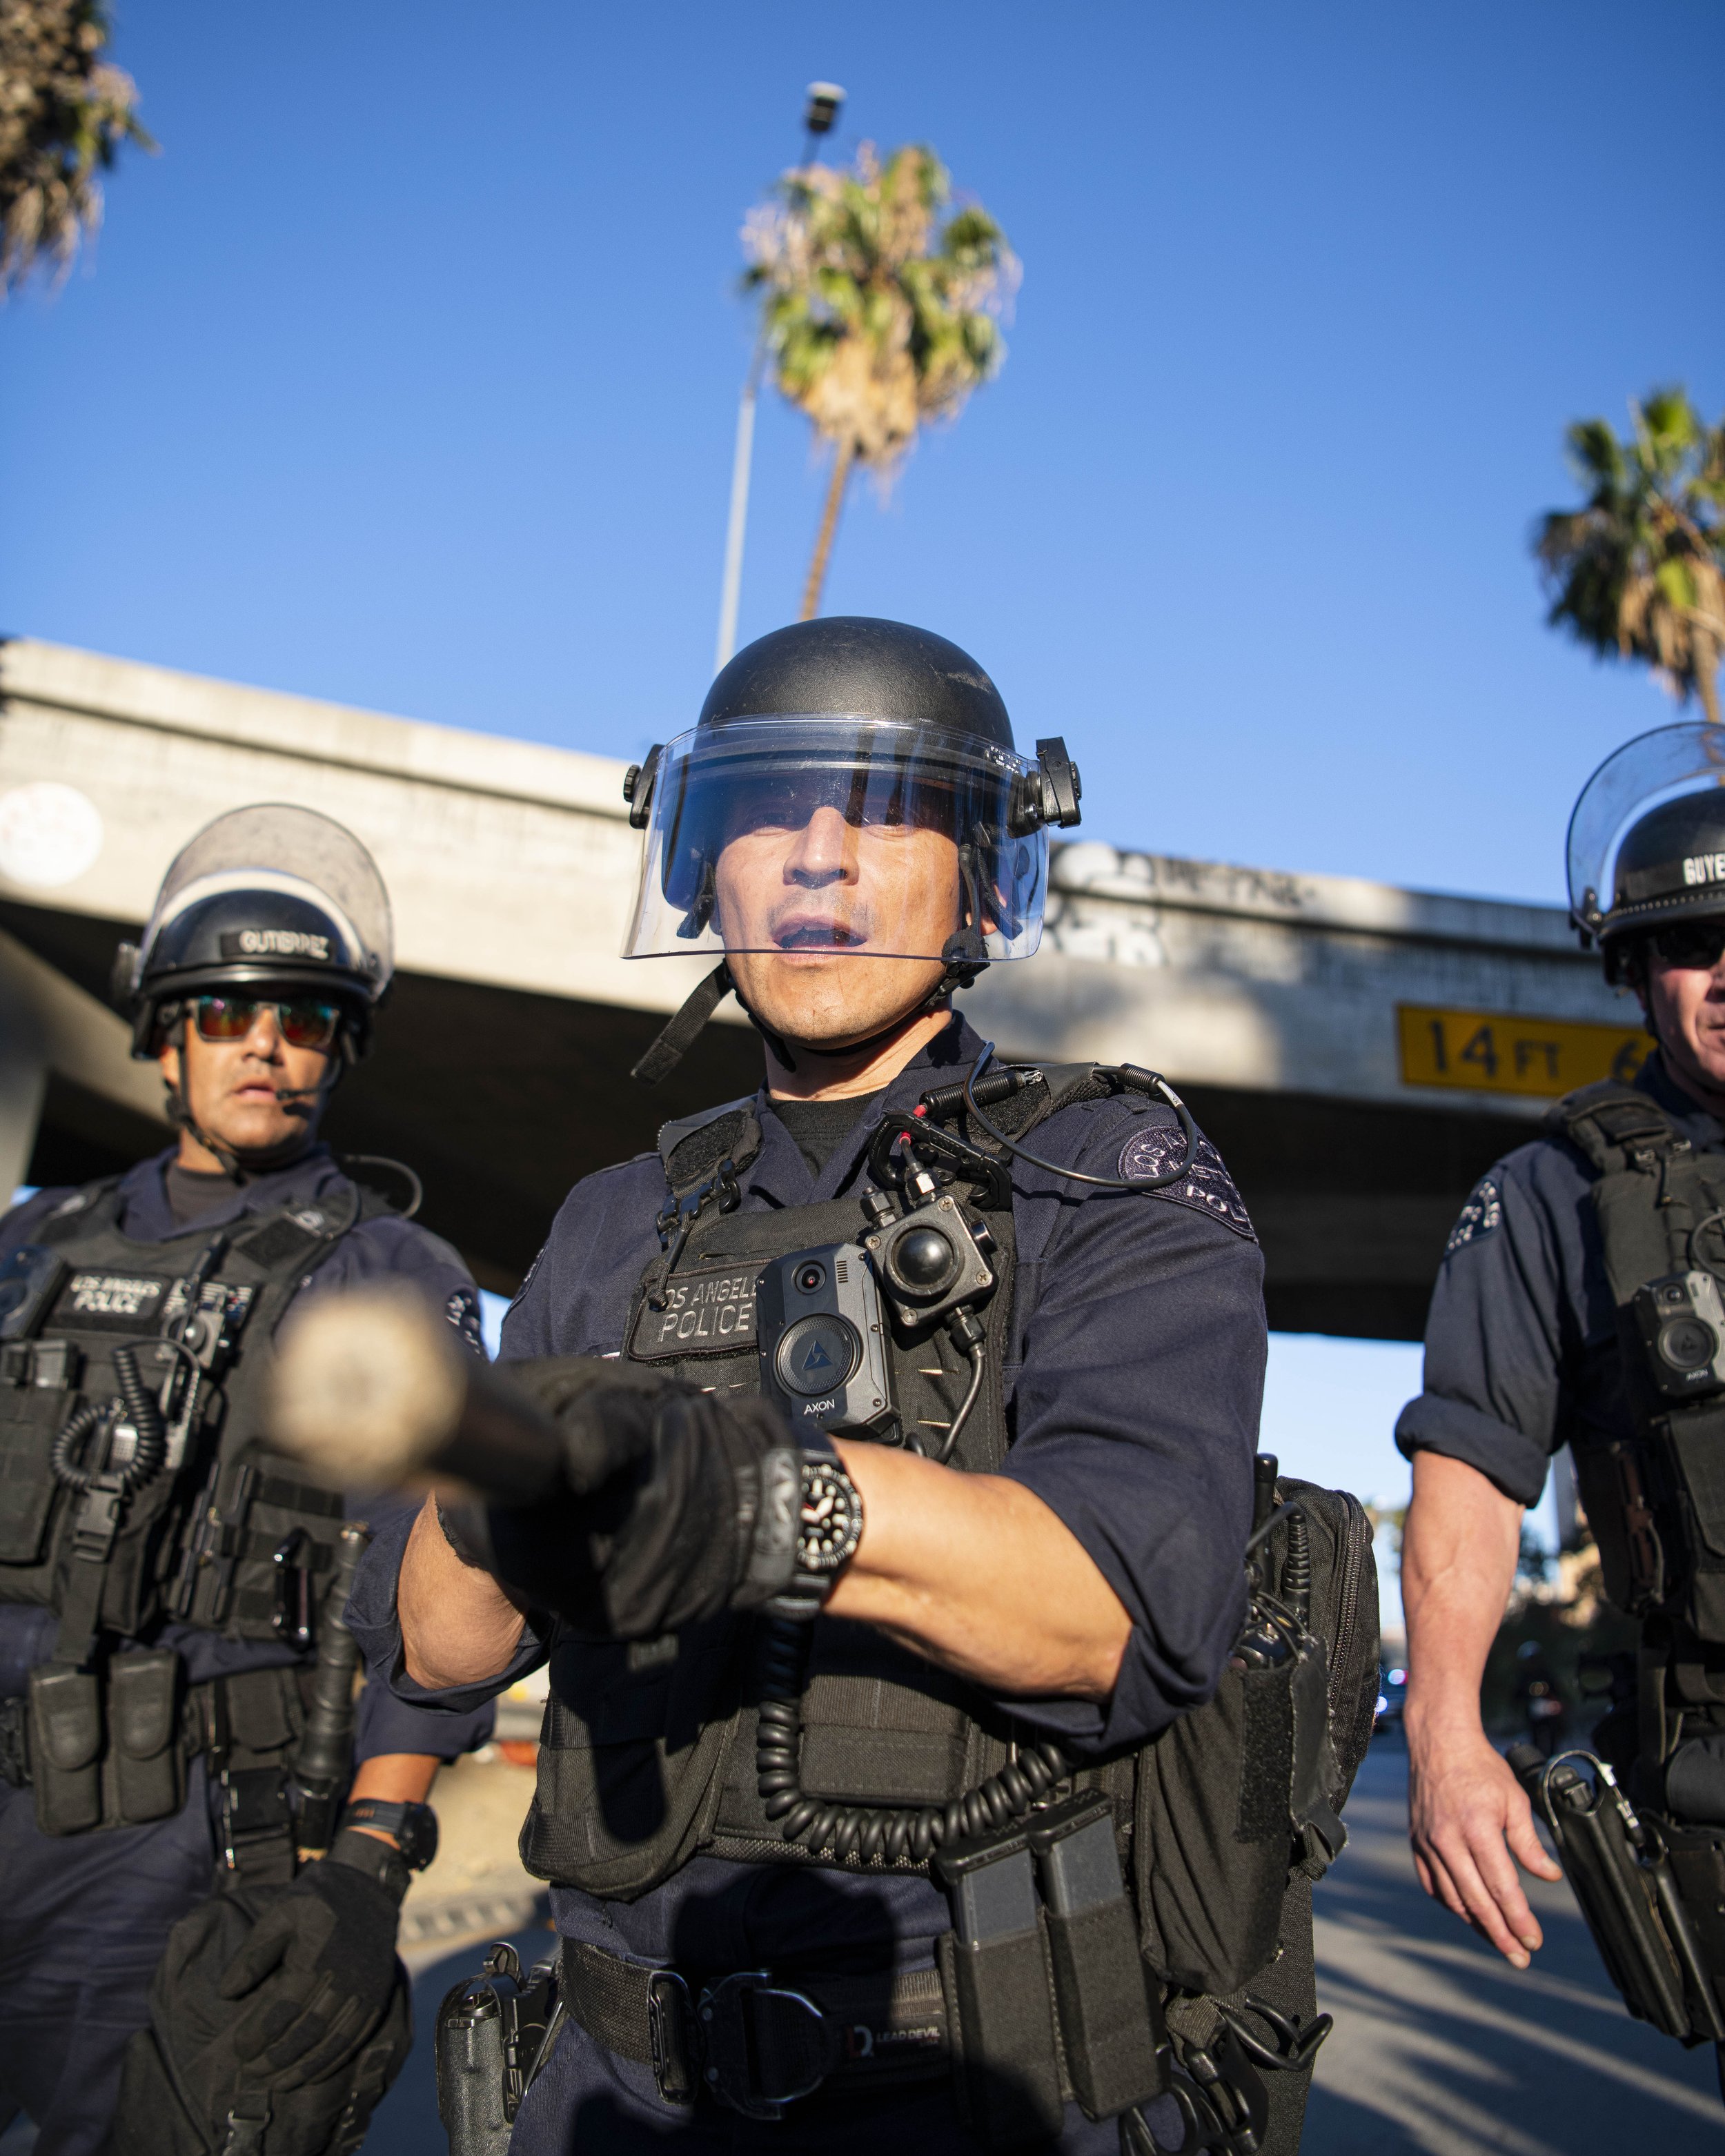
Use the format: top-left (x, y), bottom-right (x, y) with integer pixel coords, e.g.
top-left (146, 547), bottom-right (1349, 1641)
top-left (327, 1826), bottom-right (413, 1904)
top-left (339, 1797), bottom-right (437, 1871)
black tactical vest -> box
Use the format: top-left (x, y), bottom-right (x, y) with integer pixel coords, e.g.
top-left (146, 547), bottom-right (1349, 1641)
top-left (0, 1173), bottom-right (384, 1660)
top-left (520, 1085), bottom-right (1049, 1899)
top-left (1549, 1080), bottom-right (1725, 1651)
top-left (520, 1069), bottom-right (1379, 1976)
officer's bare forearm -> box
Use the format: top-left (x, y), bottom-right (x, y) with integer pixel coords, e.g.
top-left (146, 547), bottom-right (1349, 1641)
top-left (1401, 1450), bottom-right (1523, 1744)
top-left (349, 1752), bottom-right (440, 1806)
top-left (346, 1751), bottom-right (442, 1846)
top-left (399, 1492), bottom-right (527, 1689)
top-left (1401, 1447), bottom-right (1560, 1962)
top-left (829, 1441), bottom-right (1130, 1699)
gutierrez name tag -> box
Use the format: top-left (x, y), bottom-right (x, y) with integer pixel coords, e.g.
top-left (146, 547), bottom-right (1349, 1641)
top-left (56, 1272), bottom-right (170, 1329)
top-left (629, 1263), bottom-right (760, 1360)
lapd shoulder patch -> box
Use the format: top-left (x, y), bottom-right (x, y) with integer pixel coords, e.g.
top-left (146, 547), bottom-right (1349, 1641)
top-left (1118, 1124), bottom-right (1256, 1239)
top-left (1445, 1178), bottom-right (1501, 1257)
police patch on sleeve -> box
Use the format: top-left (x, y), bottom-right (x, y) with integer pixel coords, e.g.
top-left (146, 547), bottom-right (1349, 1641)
top-left (445, 1286), bottom-right (486, 1358)
top-left (1118, 1124), bottom-right (1256, 1239)
top-left (1444, 1178), bottom-right (1501, 1258)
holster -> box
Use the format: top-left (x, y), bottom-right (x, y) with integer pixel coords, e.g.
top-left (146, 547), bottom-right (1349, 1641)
top-left (436, 1944), bottom-right (563, 2156)
top-left (1510, 1744), bottom-right (1725, 2044)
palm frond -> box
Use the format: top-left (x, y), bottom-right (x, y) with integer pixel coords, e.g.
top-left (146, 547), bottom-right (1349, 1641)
top-left (0, 0), bottom-right (154, 296)
top-left (740, 137), bottom-right (1016, 484)
top-left (1535, 386), bottom-right (1725, 718)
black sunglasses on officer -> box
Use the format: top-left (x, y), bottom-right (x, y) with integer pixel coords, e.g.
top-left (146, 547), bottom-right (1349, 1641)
top-left (1650, 921), bottom-right (1725, 972)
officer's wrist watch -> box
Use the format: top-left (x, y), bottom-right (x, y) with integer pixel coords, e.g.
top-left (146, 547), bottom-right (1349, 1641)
top-left (765, 1452), bottom-right (865, 1621)
top-left (337, 1797), bottom-right (439, 1872)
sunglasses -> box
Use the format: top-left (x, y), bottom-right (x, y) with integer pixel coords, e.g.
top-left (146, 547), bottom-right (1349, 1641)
top-left (192, 996), bottom-right (342, 1051)
top-left (1651, 922), bottom-right (1725, 971)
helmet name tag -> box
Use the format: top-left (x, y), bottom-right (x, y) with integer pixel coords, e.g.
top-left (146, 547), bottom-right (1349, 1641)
top-left (219, 929), bottom-right (331, 961)
top-left (1684, 856), bottom-right (1725, 888)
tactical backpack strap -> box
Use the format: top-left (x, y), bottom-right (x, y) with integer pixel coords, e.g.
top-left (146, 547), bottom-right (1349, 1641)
top-left (1544, 1080), bottom-right (1684, 1176)
top-left (919, 1060), bottom-right (1187, 1155)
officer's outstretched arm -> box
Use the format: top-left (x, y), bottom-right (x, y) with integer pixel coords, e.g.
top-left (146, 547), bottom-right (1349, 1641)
top-left (827, 1440), bottom-right (1130, 1699)
top-left (1403, 1449), bottom-right (1562, 1966)
top-left (397, 1452), bottom-right (1129, 1701)
top-left (280, 1302), bottom-right (1129, 1700)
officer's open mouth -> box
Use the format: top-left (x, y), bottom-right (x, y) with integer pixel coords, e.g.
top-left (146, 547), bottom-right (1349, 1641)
top-left (773, 915), bottom-right (867, 950)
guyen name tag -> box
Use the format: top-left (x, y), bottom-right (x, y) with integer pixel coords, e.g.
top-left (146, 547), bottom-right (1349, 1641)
top-left (629, 1263), bottom-right (760, 1360)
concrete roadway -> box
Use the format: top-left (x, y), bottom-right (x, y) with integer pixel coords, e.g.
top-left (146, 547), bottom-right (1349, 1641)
top-left (366, 1737), bottom-right (1725, 2152)
top-left (1306, 1740), bottom-right (1720, 2152)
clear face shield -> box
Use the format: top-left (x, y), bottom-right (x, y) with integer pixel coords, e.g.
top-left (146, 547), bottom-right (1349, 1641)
top-left (1568, 722), bottom-right (1725, 941)
top-left (135, 804), bottom-right (395, 998)
top-left (622, 719), bottom-right (1061, 965)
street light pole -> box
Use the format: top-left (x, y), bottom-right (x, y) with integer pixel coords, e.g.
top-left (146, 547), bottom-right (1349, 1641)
top-left (713, 81), bottom-right (845, 674)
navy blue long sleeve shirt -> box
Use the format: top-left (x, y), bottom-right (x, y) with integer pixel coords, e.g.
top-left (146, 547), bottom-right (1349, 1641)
top-left (351, 1016), bottom-right (1265, 1970)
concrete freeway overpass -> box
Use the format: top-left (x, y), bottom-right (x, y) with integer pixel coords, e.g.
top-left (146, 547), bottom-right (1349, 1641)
top-left (0, 638), bottom-right (1646, 1339)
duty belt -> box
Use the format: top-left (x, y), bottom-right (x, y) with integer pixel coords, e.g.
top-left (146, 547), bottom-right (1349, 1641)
top-left (560, 1937), bottom-right (950, 2119)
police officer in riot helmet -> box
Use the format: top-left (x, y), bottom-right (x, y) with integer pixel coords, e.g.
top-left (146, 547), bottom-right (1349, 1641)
top-left (0, 805), bottom-right (493, 2155)
top-left (1401, 722), bottom-right (1725, 2086)
top-left (355, 617), bottom-right (1367, 2154)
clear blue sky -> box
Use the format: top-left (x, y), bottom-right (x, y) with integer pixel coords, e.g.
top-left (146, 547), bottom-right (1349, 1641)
top-left (6, 0), bottom-right (1723, 909)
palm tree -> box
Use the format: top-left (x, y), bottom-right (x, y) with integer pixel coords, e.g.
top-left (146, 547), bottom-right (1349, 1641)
top-left (742, 143), bottom-right (1017, 620)
top-left (1535, 387), bottom-right (1725, 725)
top-left (0, 0), bottom-right (153, 296)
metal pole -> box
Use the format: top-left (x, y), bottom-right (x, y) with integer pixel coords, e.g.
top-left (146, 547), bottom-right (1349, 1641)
top-left (715, 331), bottom-right (765, 673)
top-left (713, 83), bottom-right (845, 673)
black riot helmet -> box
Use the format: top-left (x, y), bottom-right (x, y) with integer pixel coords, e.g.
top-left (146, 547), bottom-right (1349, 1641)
top-left (114, 804), bottom-right (395, 1060)
top-left (622, 617), bottom-right (1081, 964)
top-left (1568, 722), bottom-right (1725, 978)
top-left (620, 618), bottom-right (1082, 1082)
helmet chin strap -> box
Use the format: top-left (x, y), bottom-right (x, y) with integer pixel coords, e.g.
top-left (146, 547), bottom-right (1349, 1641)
top-left (629, 958), bottom-right (986, 1088)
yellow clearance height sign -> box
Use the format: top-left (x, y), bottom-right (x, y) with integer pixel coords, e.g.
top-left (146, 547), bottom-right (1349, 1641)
top-left (1397, 1005), bottom-right (1649, 1098)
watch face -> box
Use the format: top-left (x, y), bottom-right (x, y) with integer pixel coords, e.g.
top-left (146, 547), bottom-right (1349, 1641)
top-left (397, 1804), bottom-right (440, 1872)
top-left (800, 1458), bottom-right (863, 1575)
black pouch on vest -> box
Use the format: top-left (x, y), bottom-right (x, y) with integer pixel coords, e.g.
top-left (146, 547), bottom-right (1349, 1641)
top-left (28, 1661), bottom-right (103, 1835)
top-left (110, 1648), bottom-right (185, 1826)
top-left (936, 1823), bottom-right (1063, 2149)
top-left (1027, 1793), bottom-right (1164, 2120)
top-left (1134, 1478), bottom-right (1377, 1997)
top-left (0, 1381), bottom-right (75, 1568)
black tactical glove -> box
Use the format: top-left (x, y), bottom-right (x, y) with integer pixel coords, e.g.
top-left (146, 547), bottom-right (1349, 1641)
top-left (454, 1356), bottom-right (802, 1639)
top-left (115, 1836), bottom-right (411, 2156)
top-left (215, 1830), bottom-right (407, 2086)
